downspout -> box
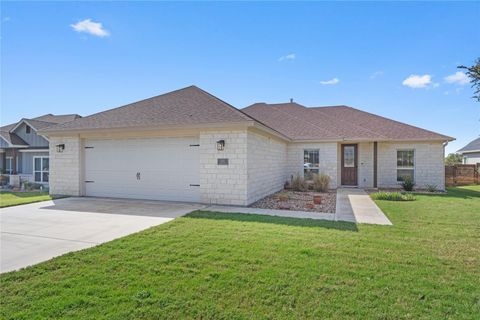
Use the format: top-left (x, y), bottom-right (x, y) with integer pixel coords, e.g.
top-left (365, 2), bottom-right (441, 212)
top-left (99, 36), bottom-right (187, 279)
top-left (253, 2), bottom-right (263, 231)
top-left (373, 141), bottom-right (378, 188)
top-left (442, 141), bottom-right (449, 190)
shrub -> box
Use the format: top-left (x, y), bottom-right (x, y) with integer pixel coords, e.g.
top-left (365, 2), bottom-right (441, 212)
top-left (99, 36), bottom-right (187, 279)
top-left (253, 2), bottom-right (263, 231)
top-left (426, 184), bottom-right (438, 193)
top-left (0, 175), bottom-right (9, 186)
top-left (401, 176), bottom-right (415, 191)
top-left (291, 174), bottom-right (307, 191)
top-left (23, 181), bottom-right (43, 191)
top-left (371, 192), bottom-right (416, 201)
top-left (312, 173), bottom-right (330, 192)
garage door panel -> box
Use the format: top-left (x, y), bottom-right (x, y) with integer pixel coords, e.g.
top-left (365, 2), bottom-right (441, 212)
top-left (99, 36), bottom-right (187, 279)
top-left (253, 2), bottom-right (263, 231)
top-left (84, 137), bottom-right (200, 202)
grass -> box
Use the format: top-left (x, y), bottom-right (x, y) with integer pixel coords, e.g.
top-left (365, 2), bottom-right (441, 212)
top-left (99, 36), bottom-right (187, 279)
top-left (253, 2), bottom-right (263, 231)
top-left (458, 184), bottom-right (480, 192)
top-left (0, 191), bottom-right (53, 208)
top-left (1, 187), bottom-right (479, 319)
top-left (370, 191), bottom-right (416, 201)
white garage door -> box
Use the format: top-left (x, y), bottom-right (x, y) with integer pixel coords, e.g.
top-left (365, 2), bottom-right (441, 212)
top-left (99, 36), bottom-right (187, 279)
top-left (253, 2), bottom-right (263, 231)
top-left (84, 137), bottom-right (200, 202)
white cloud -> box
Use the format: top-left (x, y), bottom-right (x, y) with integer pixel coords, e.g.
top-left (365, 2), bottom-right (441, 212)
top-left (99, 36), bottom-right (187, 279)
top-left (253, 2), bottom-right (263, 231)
top-left (71, 19), bottom-right (109, 37)
top-left (402, 74), bottom-right (432, 89)
top-left (319, 78), bottom-right (340, 85)
top-left (370, 71), bottom-right (384, 79)
top-left (444, 71), bottom-right (469, 85)
top-left (278, 53), bottom-right (295, 62)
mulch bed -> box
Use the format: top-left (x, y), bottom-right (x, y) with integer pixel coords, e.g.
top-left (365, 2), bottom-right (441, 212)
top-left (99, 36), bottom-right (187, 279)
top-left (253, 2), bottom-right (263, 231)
top-left (250, 190), bottom-right (336, 213)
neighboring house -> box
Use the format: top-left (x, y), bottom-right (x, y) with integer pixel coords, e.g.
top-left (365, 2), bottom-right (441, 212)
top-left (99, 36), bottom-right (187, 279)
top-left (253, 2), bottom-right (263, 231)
top-left (0, 114), bottom-right (81, 186)
top-left (457, 137), bottom-right (480, 164)
top-left (40, 86), bottom-right (454, 205)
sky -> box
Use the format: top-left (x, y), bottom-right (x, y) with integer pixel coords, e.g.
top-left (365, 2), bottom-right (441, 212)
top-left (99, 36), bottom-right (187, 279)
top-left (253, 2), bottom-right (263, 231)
top-left (1, 1), bottom-right (479, 154)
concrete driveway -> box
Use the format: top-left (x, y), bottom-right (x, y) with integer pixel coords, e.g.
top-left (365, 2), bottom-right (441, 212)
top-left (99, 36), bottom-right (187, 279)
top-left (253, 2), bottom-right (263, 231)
top-left (0, 197), bottom-right (205, 273)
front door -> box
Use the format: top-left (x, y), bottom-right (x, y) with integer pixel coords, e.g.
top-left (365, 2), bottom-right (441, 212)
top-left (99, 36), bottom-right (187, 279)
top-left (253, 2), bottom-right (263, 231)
top-left (341, 144), bottom-right (357, 186)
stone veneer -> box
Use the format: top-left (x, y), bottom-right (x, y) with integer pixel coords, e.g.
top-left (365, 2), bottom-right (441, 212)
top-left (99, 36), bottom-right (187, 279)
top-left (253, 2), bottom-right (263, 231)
top-left (48, 130), bottom-right (446, 203)
top-left (49, 136), bottom-right (83, 196)
top-left (199, 130), bottom-right (248, 205)
top-left (357, 142), bottom-right (374, 188)
top-left (246, 131), bottom-right (287, 204)
top-left (377, 141), bottom-right (445, 190)
top-left (287, 142), bottom-right (338, 188)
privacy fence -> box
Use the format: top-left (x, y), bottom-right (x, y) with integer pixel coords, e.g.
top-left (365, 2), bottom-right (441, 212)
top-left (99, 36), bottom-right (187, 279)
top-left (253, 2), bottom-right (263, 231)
top-left (445, 164), bottom-right (479, 186)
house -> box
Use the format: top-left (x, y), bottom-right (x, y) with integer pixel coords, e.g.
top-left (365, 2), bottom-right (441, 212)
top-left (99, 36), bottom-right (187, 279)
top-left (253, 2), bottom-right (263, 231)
top-left (0, 114), bottom-right (81, 187)
top-left (457, 137), bottom-right (480, 164)
top-left (41, 86), bottom-right (454, 205)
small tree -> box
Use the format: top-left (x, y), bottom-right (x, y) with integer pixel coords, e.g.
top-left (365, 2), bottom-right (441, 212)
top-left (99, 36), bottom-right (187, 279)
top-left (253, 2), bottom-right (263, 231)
top-left (458, 58), bottom-right (480, 102)
top-left (445, 153), bottom-right (463, 165)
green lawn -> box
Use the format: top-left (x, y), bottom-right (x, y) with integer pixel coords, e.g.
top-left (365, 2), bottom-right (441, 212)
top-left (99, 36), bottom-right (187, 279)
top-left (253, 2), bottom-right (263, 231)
top-left (0, 191), bottom-right (53, 208)
top-left (1, 187), bottom-right (479, 319)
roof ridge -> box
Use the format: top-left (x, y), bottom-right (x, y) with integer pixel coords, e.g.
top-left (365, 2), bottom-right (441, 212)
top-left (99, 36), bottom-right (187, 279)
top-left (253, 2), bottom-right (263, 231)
top-left (194, 88), bottom-right (291, 139)
top-left (189, 86), bottom-right (254, 122)
top-left (24, 118), bottom-right (57, 124)
top-left (55, 85), bottom-right (200, 126)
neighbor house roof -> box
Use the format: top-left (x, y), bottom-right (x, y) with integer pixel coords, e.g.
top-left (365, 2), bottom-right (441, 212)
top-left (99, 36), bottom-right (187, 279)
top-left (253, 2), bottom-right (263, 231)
top-left (0, 131), bottom-right (28, 146)
top-left (457, 137), bottom-right (480, 153)
top-left (0, 113), bottom-right (82, 148)
top-left (43, 86), bottom-right (255, 132)
top-left (242, 103), bottom-right (454, 142)
top-left (33, 114), bottom-right (81, 124)
top-left (0, 113), bottom-right (82, 132)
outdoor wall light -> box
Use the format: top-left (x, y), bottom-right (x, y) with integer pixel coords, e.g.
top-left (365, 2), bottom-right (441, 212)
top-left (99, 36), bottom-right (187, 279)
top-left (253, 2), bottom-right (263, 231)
top-left (56, 144), bottom-right (65, 153)
top-left (216, 139), bottom-right (225, 151)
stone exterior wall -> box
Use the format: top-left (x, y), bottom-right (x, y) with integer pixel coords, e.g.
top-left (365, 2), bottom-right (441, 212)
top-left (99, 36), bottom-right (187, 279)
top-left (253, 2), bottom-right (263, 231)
top-left (286, 142), bottom-right (338, 188)
top-left (246, 131), bottom-right (287, 204)
top-left (49, 136), bottom-right (83, 196)
top-left (47, 128), bottom-right (446, 203)
top-left (377, 141), bottom-right (445, 190)
top-left (199, 130), bottom-right (248, 205)
top-left (357, 142), bottom-right (374, 188)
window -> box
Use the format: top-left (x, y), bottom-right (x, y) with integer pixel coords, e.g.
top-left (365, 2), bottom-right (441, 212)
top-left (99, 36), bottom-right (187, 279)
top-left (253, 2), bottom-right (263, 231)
top-left (26, 125), bottom-right (31, 134)
top-left (34, 156), bottom-right (49, 182)
top-left (397, 150), bottom-right (414, 182)
top-left (5, 157), bottom-right (13, 174)
top-left (463, 157), bottom-right (467, 164)
top-left (304, 149), bottom-right (319, 180)
top-left (343, 146), bottom-right (355, 167)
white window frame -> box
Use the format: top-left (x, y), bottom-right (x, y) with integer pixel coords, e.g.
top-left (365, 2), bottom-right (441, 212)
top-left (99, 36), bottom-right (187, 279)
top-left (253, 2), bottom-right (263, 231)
top-left (5, 157), bottom-right (13, 174)
top-left (33, 156), bottom-right (49, 183)
top-left (304, 149), bottom-right (320, 179)
top-left (396, 149), bottom-right (415, 182)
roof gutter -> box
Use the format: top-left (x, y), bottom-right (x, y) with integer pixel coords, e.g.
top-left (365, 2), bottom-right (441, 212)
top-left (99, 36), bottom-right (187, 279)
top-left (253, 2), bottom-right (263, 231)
top-left (458, 149), bottom-right (480, 154)
top-left (39, 121), bottom-right (257, 136)
top-left (293, 137), bottom-right (455, 143)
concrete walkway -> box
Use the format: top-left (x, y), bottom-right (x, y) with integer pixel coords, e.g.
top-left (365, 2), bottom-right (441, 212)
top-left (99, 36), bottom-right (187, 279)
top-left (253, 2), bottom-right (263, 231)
top-left (207, 188), bottom-right (392, 226)
top-left (335, 188), bottom-right (392, 225)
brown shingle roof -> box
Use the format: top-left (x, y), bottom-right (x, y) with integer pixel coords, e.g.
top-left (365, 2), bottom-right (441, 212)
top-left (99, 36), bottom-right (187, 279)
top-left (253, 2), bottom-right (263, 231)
top-left (243, 103), bottom-right (454, 142)
top-left (24, 119), bottom-right (61, 130)
top-left (44, 86), bottom-right (254, 132)
top-left (34, 114), bottom-right (81, 124)
top-left (0, 131), bottom-right (28, 146)
top-left (0, 114), bottom-right (82, 132)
